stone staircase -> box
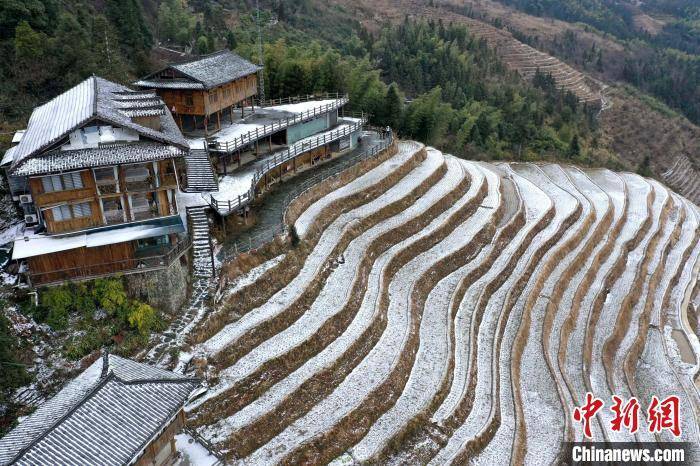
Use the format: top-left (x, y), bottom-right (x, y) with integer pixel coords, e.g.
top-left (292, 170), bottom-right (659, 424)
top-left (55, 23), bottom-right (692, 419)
top-left (145, 207), bottom-right (216, 366)
top-left (185, 149), bottom-right (218, 192)
top-left (189, 206), bottom-right (216, 279)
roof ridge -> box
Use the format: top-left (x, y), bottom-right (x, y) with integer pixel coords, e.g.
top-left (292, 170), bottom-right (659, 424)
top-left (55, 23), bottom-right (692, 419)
top-left (8, 371), bottom-right (116, 465)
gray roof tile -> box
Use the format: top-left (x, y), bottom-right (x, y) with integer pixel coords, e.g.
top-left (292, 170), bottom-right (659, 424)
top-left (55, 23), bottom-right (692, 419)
top-left (137, 49), bottom-right (261, 90)
top-left (0, 355), bottom-right (199, 466)
top-left (8, 77), bottom-right (189, 176)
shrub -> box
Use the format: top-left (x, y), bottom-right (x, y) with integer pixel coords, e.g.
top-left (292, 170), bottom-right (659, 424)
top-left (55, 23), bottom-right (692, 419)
top-left (127, 301), bottom-right (158, 336)
top-left (40, 287), bottom-right (73, 330)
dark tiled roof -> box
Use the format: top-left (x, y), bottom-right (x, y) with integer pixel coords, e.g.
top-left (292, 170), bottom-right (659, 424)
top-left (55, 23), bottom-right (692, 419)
top-left (0, 355), bottom-right (199, 466)
top-left (12, 143), bottom-right (186, 176)
top-left (136, 50), bottom-right (261, 90)
top-left (8, 76), bottom-right (189, 175)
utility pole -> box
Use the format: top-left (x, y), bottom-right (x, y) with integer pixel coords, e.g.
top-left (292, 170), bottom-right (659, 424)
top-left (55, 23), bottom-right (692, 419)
top-left (256, 0), bottom-right (266, 103)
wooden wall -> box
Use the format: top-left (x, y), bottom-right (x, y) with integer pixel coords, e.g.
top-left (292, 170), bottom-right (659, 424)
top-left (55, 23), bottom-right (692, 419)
top-left (28, 241), bottom-right (136, 285)
top-left (30, 170), bottom-right (103, 234)
top-left (156, 74), bottom-right (258, 118)
top-left (29, 159), bottom-right (181, 235)
top-left (134, 410), bottom-right (185, 466)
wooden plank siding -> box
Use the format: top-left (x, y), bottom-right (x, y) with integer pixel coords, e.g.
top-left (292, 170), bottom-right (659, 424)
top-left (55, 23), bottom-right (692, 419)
top-left (28, 241), bottom-right (136, 285)
top-left (29, 160), bottom-right (181, 235)
top-left (156, 74), bottom-right (258, 118)
top-left (30, 170), bottom-right (103, 234)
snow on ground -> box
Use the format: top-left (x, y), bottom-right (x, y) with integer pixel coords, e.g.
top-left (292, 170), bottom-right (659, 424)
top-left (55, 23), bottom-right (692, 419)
top-left (208, 122), bottom-right (357, 209)
top-left (588, 173), bottom-right (654, 442)
top-left (348, 160), bottom-right (499, 462)
top-left (210, 150), bottom-right (444, 391)
top-left (295, 141), bottom-right (422, 237)
top-left (268, 99), bottom-right (338, 114)
top-left (553, 166), bottom-right (618, 442)
top-left (197, 153), bottom-right (465, 445)
top-left (243, 158), bottom-right (489, 464)
top-left (434, 164), bottom-right (576, 465)
top-left (194, 142), bottom-right (422, 358)
top-left (611, 180), bottom-right (673, 442)
top-left (175, 433), bottom-right (219, 466)
top-left (0, 223), bottom-right (23, 246)
top-left (532, 165), bottom-right (608, 443)
top-left (217, 254), bottom-right (286, 302)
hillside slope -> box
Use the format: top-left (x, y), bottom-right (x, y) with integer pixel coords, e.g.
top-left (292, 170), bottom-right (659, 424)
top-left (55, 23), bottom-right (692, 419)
top-left (184, 141), bottom-right (700, 464)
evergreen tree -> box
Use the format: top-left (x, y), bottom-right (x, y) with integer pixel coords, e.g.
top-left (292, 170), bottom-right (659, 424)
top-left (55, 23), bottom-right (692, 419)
top-left (382, 83), bottom-right (403, 130)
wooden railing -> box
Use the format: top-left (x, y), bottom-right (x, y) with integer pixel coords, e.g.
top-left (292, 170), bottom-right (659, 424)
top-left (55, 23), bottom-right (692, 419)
top-left (210, 95), bottom-right (349, 155)
top-left (257, 92), bottom-right (345, 107)
top-left (29, 236), bottom-right (192, 287)
top-left (208, 116), bottom-right (366, 215)
top-left (215, 131), bottom-right (394, 297)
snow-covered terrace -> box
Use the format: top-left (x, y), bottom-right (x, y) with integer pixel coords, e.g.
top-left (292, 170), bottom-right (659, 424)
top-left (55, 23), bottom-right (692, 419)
top-left (187, 97), bottom-right (348, 153)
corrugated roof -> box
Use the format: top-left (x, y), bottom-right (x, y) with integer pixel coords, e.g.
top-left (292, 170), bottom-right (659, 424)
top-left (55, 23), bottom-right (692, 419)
top-left (0, 354), bottom-right (199, 466)
top-left (136, 49), bottom-right (261, 91)
top-left (8, 76), bottom-right (189, 175)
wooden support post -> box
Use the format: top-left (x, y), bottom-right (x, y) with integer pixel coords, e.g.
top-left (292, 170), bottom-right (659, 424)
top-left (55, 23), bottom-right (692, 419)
top-left (238, 150), bottom-right (242, 168)
top-left (269, 136), bottom-right (272, 152)
top-left (221, 214), bottom-right (227, 237)
top-left (178, 113), bottom-right (183, 130)
top-left (293, 156), bottom-right (297, 173)
top-left (230, 105), bottom-right (234, 123)
top-left (217, 111), bottom-right (221, 131)
top-left (241, 102), bottom-right (245, 118)
top-left (255, 140), bottom-right (259, 157)
top-left (223, 155), bottom-right (227, 176)
top-left (204, 116), bottom-right (208, 136)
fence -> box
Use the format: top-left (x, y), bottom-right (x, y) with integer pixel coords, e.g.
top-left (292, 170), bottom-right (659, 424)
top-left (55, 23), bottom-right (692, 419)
top-left (208, 116), bottom-right (367, 215)
top-left (183, 425), bottom-right (228, 465)
top-left (215, 131), bottom-right (394, 277)
top-left (211, 94), bottom-right (349, 154)
top-left (257, 92), bottom-right (346, 107)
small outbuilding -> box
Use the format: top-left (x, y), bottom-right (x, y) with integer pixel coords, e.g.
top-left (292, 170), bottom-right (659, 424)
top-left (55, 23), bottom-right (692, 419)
top-left (0, 353), bottom-right (200, 466)
top-left (135, 49), bottom-right (261, 134)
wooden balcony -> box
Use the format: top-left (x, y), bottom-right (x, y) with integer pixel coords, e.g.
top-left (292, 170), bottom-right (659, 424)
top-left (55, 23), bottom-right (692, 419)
top-left (28, 235), bottom-right (192, 287)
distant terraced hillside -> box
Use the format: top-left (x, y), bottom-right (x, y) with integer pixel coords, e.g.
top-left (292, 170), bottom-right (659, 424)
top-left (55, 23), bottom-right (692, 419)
top-left (346, 0), bottom-right (603, 105)
top-left (183, 141), bottom-right (700, 464)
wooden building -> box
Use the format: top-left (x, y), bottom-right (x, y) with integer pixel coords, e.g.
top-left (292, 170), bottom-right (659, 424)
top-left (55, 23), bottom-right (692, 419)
top-left (0, 353), bottom-right (200, 466)
top-left (2, 76), bottom-right (193, 286)
top-left (135, 49), bottom-right (261, 134)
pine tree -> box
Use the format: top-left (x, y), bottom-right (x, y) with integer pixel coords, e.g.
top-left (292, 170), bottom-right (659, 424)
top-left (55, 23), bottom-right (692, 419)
top-left (382, 83), bottom-right (403, 130)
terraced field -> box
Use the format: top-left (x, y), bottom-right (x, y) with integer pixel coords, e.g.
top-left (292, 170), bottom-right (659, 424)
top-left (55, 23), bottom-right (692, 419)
top-left (185, 141), bottom-right (700, 464)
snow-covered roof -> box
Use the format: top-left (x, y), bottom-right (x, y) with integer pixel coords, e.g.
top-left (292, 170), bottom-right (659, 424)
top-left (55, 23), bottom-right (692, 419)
top-left (136, 49), bottom-right (261, 91)
top-left (12, 144), bottom-right (186, 176)
top-left (11, 130), bottom-right (25, 144)
top-left (8, 76), bottom-right (189, 176)
top-left (1, 146), bottom-right (16, 167)
top-left (12, 215), bottom-right (186, 259)
top-left (0, 354), bottom-right (199, 466)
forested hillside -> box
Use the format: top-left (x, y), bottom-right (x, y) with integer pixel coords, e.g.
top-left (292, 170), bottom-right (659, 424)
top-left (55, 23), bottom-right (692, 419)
top-left (0, 0), bottom-right (697, 167)
top-left (490, 0), bottom-right (700, 124)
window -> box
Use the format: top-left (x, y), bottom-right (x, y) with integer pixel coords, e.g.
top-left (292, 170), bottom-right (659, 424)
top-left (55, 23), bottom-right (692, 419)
top-left (51, 202), bottom-right (92, 221)
top-left (41, 172), bottom-right (84, 193)
top-left (185, 93), bottom-right (194, 106)
top-left (72, 202), bottom-right (92, 218)
top-left (51, 205), bottom-right (72, 222)
top-left (209, 91), bottom-right (218, 104)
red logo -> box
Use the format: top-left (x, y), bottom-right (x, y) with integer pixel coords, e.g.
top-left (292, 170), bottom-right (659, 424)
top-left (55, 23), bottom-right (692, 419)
top-left (647, 395), bottom-right (681, 437)
top-left (610, 395), bottom-right (640, 434)
top-left (573, 392), bottom-right (604, 439)
top-left (573, 394), bottom-right (682, 438)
